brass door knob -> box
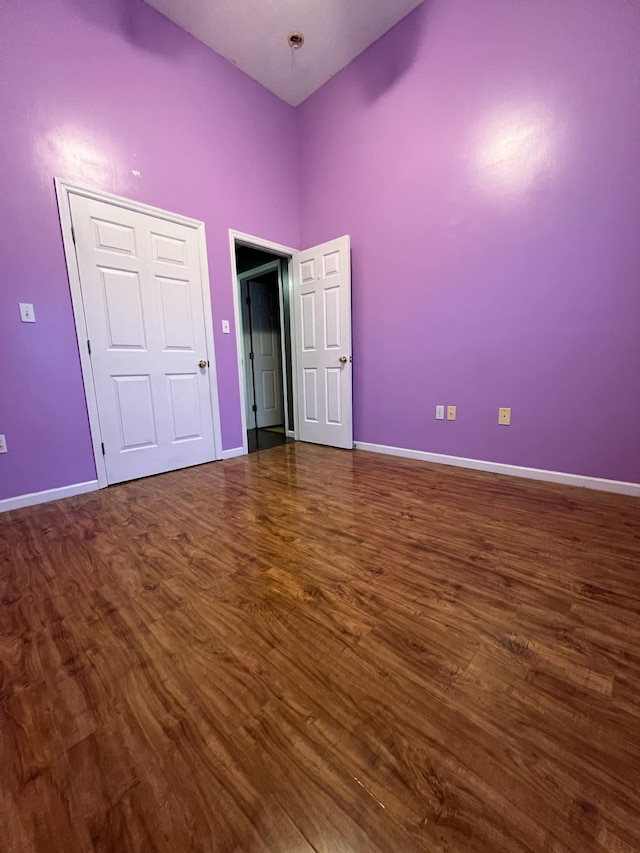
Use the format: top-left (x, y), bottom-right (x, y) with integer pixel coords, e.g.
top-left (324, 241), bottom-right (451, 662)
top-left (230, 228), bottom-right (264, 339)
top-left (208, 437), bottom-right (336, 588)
top-left (198, 360), bottom-right (208, 368)
top-left (338, 356), bottom-right (348, 364)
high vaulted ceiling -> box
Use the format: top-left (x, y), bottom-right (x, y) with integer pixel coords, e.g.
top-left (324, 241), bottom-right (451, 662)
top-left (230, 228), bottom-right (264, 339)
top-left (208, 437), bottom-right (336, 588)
top-left (143, 0), bottom-right (425, 106)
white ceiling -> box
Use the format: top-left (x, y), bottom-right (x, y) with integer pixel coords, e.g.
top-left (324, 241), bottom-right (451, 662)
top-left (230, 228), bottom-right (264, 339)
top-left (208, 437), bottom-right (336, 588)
top-left (143, 0), bottom-right (425, 106)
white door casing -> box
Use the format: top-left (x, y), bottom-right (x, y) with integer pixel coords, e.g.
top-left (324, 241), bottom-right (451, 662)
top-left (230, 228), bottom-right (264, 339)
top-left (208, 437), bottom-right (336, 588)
top-left (68, 191), bottom-right (219, 485)
top-left (294, 236), bottom-right (353, 449)
top-left (230, 236), bottom-right (298, 456)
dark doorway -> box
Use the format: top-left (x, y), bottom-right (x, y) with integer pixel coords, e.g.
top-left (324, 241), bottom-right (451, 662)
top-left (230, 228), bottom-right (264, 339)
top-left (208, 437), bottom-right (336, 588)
top-left (236, 245), bottom-right (295, 454)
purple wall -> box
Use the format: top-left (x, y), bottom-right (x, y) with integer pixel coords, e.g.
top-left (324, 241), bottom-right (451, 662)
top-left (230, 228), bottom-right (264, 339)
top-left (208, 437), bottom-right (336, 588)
top-left (298, 0), bottom-right (640, 483)
top-left (0, 0), bottom-right (299, 500)
top-left (3, 0), bottom-right (639, 501)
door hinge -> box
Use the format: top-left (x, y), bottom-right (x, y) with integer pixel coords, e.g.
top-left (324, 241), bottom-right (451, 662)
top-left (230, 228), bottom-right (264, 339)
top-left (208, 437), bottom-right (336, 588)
top-left (252, 404), bottom-right (257, 413)
top-left (101, 442), bottom-right (105, 456)
top-left (71, 226), bottom-right (76, 244)
top-left (249, 352), bottom-right (254, 360)
top-left (87, 339), bottom-right (91, 355)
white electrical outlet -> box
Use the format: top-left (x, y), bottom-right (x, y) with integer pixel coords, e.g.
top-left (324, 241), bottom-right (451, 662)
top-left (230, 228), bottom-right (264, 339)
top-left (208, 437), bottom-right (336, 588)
top-left (0, 435), bottom-right (7, 454)
top-left (435, 405), bottom-right (445, 420)
top-left (19, 303), bottom-right (36, 323)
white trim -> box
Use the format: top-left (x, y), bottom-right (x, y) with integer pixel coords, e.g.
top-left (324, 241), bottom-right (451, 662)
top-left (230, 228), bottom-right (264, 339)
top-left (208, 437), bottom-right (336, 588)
top-left (238, 261), bottom-right (280, 281)
top-left (229, 229), bottom-right (299, 456)
top-left (355, 442), bottom-right (640, 497)
top-left (55, 179), bottom-right (223, 489)
top-left (231, 230), bottom-right (299, 258)
top-left (275, 261), bottom-right (292, 440)
top-left (56, 179), bottom-right (212, 228)
top-left (221, 447), bottom-right (245, 460)
top-left (55, 180), bottom-right (108, 487)
top-left (0, 481), bottom-right (99, 514)
top-left (195, 221), bottom-right (224, 467)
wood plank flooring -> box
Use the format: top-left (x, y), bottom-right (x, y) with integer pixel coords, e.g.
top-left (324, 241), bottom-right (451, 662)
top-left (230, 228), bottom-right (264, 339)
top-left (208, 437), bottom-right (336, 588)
top-left (1, 444), bottom-right (639, 852)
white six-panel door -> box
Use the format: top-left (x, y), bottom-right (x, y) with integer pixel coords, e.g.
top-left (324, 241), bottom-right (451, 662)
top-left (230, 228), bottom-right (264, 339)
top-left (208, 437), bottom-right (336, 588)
top-left (240, 281), bottom-right (257, 430)
top-left (294, 236), bottom-right (352, 449)
top-left (249, 279), bottom-right (284, 429)
top-left (69, 194), bottom-right (217, 484)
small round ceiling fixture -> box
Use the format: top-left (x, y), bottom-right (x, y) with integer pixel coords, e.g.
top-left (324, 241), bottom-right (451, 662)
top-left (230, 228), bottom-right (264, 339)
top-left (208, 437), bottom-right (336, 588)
top-left (288, 31), bottom-right (304, 49)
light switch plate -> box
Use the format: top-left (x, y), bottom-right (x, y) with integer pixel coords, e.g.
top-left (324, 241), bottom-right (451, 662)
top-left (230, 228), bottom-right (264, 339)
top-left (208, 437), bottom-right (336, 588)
top-left (19, 303), bottom-right (36, 323)
top-left (222, 320), bottom-right (230, 334)
top-left (435, 405), bottom-right (445, 420)
top-left (498, 407), bottom-right (511, 425)
top-left (0, 435), bottom-right (7, 454)
top-left (447, 405), bottom-right (457, 421)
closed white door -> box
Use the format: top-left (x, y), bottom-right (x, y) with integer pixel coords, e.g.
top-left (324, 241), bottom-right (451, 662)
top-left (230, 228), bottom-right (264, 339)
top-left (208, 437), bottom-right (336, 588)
top-left (240, 281), bottom-right (256, 430)
top-left (249, 279), bottom-right (284, 429)
top-left (294, 236), bottom-right (352, 449)
top-left (69, 194), bottom-right (217, 485)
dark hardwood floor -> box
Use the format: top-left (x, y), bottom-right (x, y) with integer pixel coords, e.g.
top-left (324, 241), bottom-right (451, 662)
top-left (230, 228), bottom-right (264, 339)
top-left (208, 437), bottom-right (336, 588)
top-left (1, 444), bottom-right (639, 852)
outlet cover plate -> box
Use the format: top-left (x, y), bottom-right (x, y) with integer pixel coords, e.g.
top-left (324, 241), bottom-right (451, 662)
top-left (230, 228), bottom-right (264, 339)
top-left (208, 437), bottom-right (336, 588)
top-left (435, 405), bottom-right (445, 420)
top-left (0, 435), bottom-right (7, 454)
top-left (499, 407), bottom-right (511, 425)
top-left (446, 405), bottom-right (457, 421)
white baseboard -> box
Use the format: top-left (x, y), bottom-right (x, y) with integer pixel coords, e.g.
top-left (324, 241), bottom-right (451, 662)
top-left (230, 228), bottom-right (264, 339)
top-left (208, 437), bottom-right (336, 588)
top-left (0, 480), bottom-right (100, 513)
top-left (286, 430), bottom-right (295, 439)
top-left (354, 442), bottom-right (640, 498)
top-left (221, 447), bottom-right (245, 460)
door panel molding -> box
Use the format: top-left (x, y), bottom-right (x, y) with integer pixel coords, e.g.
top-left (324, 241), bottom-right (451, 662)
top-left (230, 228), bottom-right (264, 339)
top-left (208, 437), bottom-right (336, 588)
top-left (56, 179), bottom-right (223, 488)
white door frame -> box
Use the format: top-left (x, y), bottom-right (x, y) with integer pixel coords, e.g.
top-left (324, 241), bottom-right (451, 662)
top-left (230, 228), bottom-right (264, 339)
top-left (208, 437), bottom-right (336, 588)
top-left (55, 179), bottom-right (223, 489)
top-left (229, 230), bottom-right (298, 456)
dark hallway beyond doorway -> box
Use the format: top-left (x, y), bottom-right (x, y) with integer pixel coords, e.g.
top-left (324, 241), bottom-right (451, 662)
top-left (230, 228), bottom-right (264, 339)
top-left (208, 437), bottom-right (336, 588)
top-left (247, 427), bottom-right (294, 453)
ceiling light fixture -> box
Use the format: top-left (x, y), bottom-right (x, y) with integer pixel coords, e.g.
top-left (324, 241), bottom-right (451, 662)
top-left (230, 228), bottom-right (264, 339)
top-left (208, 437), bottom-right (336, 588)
top-left (288, 32), bottom-right (304, 49)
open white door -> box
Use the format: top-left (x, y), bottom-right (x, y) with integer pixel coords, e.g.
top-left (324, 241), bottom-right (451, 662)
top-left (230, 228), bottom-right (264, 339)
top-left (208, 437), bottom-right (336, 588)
top-left (69, 193), bottom-right (219, 484)
top-left (294, 236), bottom-right (352, 449)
